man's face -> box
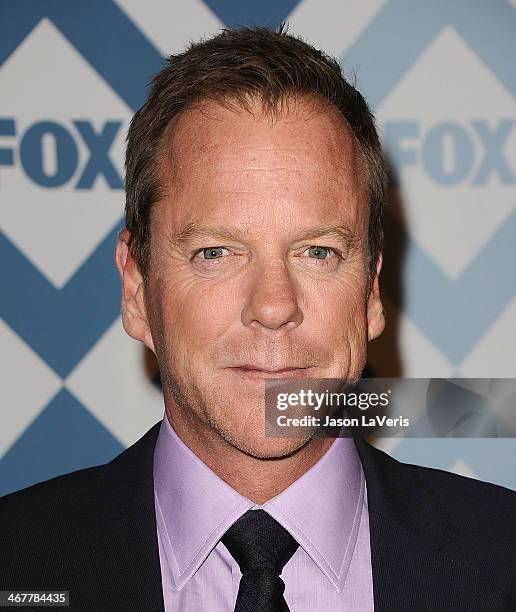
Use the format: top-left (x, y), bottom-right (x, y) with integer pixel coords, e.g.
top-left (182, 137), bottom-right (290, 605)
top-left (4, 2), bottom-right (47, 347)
top-left (118, 98), bottom-right (384, 458)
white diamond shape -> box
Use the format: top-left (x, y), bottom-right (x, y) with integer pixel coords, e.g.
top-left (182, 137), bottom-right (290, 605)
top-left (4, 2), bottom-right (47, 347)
top-left (115, 0), bottom-right (222, 56)
top-left (65, 317), bottom-right (164, 447)
top-left (459, 296), bottom-right (516, 377)
top-left (0, 19), bottom-right (131, 288)
top-left (0, 320), bottom-right (62, 457)
top-left (287, 0), bottom-right (386, 58)
top-left (377, 26), bottom-right (516, 280)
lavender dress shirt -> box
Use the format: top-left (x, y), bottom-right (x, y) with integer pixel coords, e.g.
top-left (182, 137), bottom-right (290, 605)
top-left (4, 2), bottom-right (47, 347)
top-left (153, 412), bottom-right (374, 611)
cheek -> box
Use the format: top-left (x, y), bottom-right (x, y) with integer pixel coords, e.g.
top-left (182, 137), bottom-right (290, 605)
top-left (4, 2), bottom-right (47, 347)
top-left (308, 282), bottom-right (368, 378)
top-left (317, 299), bottom-right (367, 358)
top-left (156, 274), bottom-right (238, 352)
top-left (303, 270), bottom-right (368, 335)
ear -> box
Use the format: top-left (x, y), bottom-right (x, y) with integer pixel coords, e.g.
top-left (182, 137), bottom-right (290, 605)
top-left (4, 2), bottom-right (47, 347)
top-left (114, 229), bottom-right (156, 353)
top-left (366, 252), bottom-right (385, 342)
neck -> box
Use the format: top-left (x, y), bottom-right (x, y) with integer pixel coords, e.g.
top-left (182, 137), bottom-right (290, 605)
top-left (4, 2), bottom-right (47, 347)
top-left (165, 406), bottom-right (335, 504)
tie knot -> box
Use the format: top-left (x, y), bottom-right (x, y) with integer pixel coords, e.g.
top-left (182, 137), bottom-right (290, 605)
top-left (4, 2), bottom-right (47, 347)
top-left (221, 509), bottom-right (299, 574)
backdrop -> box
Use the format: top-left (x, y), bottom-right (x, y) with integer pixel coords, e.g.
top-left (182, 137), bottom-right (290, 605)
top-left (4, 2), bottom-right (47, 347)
top-left (1, 0), bottom-right (515, 496)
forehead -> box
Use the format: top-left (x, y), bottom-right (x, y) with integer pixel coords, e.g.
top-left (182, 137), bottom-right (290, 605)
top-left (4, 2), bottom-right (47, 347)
top-left (155, 97), bottom-right (367, 231)
top-left (162, 97), bottom-right (361, 175)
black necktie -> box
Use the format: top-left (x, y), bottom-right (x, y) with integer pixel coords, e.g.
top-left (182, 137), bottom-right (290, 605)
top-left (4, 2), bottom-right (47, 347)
top-left (221, 509), bottom-right (299, 612)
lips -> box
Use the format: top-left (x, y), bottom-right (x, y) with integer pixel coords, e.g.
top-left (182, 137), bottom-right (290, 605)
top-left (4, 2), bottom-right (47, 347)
top-left (227, 366), bottom-right (312, 380)
top-left (234, 365), bottom-right (307, 373)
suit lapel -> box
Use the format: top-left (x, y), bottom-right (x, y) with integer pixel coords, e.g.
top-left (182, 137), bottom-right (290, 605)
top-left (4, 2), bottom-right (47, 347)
top-left (105, 421), bottom-right (165, 611)
top-left (65, 421), bottom-right (165, 611)
top-left (352, 434), bottom-right (498, 610)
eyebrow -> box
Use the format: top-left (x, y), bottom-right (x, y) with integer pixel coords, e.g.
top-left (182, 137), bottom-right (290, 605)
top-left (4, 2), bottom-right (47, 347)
top-left (170, 221), bottom-right (361, 251)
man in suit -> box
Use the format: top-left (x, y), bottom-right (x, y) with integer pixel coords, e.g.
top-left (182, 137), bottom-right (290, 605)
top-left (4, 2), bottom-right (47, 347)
top-left (1, 25), bottom-right (515, 611)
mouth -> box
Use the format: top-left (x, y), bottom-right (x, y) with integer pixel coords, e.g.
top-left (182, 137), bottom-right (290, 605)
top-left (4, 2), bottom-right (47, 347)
top-left (227, 366), bottom-right (312, 380)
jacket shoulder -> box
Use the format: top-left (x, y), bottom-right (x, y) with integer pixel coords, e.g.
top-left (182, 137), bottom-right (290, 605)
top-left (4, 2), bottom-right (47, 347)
top-left (0, 419), bottom-right (162, 529)
top-left (396, 454), bottom-right (516, 571)
top-left (0, 464), bottom-right (112, 588)
top-left (0, 463), bottom-right (106, 525)
top-left (407, 459), bottom-right (516, 520)
top-left (0, 420), bottom-right (162, 587)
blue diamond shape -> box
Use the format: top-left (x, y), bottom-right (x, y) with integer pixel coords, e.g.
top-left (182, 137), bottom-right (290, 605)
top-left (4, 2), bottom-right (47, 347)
top-left (202, 0), bottom-right (303, 30)
top-left (0, 388), bottom-right (123, 497)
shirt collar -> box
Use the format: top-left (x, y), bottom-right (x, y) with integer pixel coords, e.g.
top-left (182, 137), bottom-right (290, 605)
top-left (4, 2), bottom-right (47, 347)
top-left (153, 413), bottom-right (365, 593)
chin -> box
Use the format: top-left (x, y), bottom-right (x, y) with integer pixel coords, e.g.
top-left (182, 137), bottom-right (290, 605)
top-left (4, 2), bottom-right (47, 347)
top-left (224, 431), bottom-right (312, 459)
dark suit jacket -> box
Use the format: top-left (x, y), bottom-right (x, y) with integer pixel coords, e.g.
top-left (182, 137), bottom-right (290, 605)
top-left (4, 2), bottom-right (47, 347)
top-left (1, 420), bottom-right (515, 611)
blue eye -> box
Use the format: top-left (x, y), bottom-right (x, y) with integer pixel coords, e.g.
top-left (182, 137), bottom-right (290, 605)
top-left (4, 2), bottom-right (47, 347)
top-left (305, 246), bottom-right (333, 259)
top-left (200, 247), bottom-right (228, 259)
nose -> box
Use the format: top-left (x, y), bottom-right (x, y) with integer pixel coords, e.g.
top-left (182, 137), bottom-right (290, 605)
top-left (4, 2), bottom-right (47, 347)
top-left (241, 260), bottom-right (303, 331)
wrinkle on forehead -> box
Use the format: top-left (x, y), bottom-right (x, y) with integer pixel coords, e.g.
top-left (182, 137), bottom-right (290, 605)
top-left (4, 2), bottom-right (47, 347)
top-left (156, 97), bottom-right (367, 203)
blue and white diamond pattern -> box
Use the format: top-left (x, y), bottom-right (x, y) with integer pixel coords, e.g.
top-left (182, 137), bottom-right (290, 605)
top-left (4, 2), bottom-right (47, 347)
top-left (1, 0), bottom-right (514, 496)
